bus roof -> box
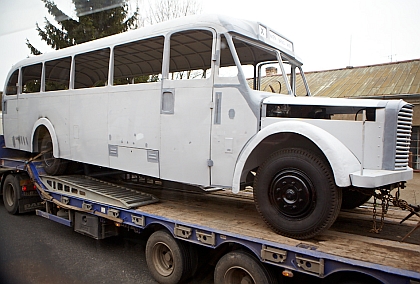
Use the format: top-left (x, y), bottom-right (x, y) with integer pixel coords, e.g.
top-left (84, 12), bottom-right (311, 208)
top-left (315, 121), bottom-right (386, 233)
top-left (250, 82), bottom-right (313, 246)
top-left (10, 14), bottom-right (297, 69)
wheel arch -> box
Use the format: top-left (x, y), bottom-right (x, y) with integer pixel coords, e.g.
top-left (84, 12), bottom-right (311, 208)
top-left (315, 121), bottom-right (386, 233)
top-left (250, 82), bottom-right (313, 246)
top-left (31, 118), bottom-right (59, 157)
top-left (214, 240), bottom-right (264, 264)
top-left (143, 222), bottom-right (174, 239)
top-left (325, 270), bottom-right (386, 284)
top-left (232, 121), bottom-right (360, 193)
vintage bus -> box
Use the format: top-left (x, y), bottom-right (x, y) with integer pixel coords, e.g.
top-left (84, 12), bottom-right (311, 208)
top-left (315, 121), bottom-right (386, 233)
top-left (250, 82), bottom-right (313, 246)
top-left (2, 14), bottom-right (413, 239)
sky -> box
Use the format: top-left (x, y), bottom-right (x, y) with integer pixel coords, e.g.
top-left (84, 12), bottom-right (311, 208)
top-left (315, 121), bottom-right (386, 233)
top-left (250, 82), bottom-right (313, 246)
top-left (0, 0), bottom-right (419, 90)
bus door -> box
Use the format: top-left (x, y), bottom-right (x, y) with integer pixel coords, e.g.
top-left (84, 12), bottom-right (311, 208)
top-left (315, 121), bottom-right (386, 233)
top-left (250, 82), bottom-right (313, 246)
top-left (2, 69), bottom-right (20, 149)
top-left (160, 29), bottom-right (215, 186)
top-left (209, 34), bottom-right (260, 187)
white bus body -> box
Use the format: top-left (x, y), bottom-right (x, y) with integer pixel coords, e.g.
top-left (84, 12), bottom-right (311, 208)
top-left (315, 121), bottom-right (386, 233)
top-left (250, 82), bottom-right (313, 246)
top-left (2, 14), bottom-right (413, 239)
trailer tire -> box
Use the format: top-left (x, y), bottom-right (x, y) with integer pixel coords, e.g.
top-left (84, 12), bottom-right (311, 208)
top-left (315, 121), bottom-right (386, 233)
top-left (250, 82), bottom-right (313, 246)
top-left (254, 148), bottom-right (342, 239)
top-left (146, 230), bottom-right (195, 284)
top-left (3, 174), bottom-right (20, 215)
top-left (41, 133), bottom-right (67, 175)
top-left (214, 250), bottom-right (276, 284)
top-left (341, 188), bottom-right (373, 209)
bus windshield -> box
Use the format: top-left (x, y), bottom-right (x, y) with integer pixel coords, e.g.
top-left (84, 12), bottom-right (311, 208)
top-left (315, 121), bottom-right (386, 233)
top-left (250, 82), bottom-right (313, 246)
top-left (219, 33), bottom-right (310, 96)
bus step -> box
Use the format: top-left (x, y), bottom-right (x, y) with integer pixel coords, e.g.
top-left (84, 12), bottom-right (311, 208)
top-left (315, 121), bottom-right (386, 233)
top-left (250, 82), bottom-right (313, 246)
top-left (40, 175), bottom-right (158, 209)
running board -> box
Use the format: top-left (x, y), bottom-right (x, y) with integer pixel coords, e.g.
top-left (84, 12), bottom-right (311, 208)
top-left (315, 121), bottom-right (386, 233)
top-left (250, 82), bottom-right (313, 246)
top-left (40, 175), bottom-right (158, 209)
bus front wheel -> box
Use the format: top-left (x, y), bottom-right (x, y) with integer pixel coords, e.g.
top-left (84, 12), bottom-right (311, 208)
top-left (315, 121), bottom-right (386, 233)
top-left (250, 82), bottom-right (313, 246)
top-left (40, 133), bottom-right (67, 175)
top-left (254, 148), bottom-right (342, 239)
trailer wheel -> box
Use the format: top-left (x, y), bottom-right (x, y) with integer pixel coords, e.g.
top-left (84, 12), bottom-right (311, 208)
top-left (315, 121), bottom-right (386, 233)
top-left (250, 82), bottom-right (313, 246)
top-left (341, 188), bottom-right (373, 209)
top-left (146, 230), bottom-right (195, 284)
top-left (41, 133), bottom-right (67, 175)
top-left (254, 148), bottom-right (342, 239)
top-left (214, 250), bottom-right (276, 284)
top-left (3, 174), bottom-right (20, 215)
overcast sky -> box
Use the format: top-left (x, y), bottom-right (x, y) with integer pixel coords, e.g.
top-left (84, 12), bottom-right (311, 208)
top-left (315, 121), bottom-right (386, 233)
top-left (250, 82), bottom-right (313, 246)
top-left (0, 0), bottom-right (419, 90)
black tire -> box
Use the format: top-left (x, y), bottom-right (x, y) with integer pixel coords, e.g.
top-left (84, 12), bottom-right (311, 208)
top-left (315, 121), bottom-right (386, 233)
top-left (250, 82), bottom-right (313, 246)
top-left (341, 188), bottom-right (373, 209)
top-left (41, 133), bottom-right (67, 175)
top-left (3, 174), bottom-right (21, 215)
top-left (145, 230), bottom-right (196, 284)
top-left (214, 250), bottom-right (276, 284)
top-left (254, 148), bottom-right (342, 239)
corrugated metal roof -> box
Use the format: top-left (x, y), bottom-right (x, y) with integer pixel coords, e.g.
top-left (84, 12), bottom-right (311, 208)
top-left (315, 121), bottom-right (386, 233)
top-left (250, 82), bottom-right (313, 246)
top-left (259, 59), bottom-right (420, 98)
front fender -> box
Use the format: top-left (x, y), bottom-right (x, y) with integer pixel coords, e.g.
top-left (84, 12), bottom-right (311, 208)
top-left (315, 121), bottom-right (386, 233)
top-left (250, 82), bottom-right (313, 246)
top-left (31, 118), bottom-right (59, 158)
top-left (232, 120), bottom-right (360, 193)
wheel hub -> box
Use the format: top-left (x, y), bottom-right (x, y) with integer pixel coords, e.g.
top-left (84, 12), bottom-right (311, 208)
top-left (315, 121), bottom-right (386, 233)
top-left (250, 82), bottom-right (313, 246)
top-left (225, 266), bottom-right (256, 284)
top-left (5, 184), bottom-right (15, 207)
top-left (153, 243), bottom-right (174, 276)
top-left (270, 169), bottom-right (315, 218)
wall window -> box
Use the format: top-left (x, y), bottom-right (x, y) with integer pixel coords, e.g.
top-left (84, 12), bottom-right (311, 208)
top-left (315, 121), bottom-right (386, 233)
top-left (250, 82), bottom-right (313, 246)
top-left (75, 48), bottom-right (110, 89)
top-left (5, 69), bottom-right (19, 95)
top-left (113, 36), bottom-right (164, 85)
top-left (45, 57), bottom-right (71, 91)
top-left (22, 63), bottom-right (42, 93)
top-left (169, 30), bottom-right (213, 80)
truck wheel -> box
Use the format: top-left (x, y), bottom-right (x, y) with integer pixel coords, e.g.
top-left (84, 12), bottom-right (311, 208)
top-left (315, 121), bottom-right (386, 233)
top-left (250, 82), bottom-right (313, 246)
top-left (41, 133), bottom-right (67, 175)
top-left (145, 230), bottom-right (195, 284)
top-left (214, 250), bottom-right (276, 284)
top-left (254, 148), bottom-right (342, 239)
top-left (341, 188), bottom-right (372, 209)
top-left (3, 174), bottom-right (20, 215)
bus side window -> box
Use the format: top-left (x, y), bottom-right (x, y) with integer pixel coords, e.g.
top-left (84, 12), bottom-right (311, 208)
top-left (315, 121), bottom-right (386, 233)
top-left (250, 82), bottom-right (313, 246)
top-left (169, 29), bottom-right (213, 80)
top-left (5, 69), bottom-right (19, 95)
top-left (45, 57), bottom-right (71, 91)
top-left (22, 63), bottom-right (42, 93)
top-left (113, 36), bottom-right (164, 85)
top-left (75, 48), bottom-right (110, 89)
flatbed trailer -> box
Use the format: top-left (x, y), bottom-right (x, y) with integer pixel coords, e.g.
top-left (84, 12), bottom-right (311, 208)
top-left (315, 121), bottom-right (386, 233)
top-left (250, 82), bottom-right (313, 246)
top-left (1, 136), bottom-right (419, 284)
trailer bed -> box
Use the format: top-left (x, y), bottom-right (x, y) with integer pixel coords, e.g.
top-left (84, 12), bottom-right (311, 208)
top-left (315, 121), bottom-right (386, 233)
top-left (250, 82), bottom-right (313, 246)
top-left (132, 186), bottom-right (420, 276)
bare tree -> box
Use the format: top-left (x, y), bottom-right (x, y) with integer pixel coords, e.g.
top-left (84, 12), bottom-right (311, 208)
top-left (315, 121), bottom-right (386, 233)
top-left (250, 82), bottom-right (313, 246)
top-left (146, 0), bottom-right (202, 25)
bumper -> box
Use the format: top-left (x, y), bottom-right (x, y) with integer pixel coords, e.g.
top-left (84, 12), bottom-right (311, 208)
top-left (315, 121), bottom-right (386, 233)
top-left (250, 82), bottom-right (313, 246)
top-left (350, 168), bottom-right (413, 188)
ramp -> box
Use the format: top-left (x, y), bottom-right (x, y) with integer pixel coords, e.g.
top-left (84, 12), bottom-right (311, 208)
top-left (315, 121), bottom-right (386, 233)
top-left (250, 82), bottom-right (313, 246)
top-left (40, 175), bottom-right (158, 209)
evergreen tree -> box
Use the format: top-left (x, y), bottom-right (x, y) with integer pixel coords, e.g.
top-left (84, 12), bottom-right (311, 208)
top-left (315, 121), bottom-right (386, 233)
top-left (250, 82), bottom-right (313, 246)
top-left (27, 0), bottom-right (138, 55)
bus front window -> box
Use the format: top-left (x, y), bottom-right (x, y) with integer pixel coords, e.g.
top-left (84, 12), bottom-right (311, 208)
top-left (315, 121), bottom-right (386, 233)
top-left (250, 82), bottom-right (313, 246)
top-left (220, 34), bottom-right (310, 96)
top-left (262, 59), bottom-right (311, 96)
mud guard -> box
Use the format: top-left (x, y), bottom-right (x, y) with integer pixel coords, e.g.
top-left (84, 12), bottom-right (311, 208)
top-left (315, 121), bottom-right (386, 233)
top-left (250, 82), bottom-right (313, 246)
top-left (232, 120), bottom-right (360, 193)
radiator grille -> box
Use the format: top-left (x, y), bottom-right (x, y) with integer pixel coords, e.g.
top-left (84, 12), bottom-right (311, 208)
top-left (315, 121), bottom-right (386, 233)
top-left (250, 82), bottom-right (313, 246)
top-left (395, 104), bottom-right (413, 170)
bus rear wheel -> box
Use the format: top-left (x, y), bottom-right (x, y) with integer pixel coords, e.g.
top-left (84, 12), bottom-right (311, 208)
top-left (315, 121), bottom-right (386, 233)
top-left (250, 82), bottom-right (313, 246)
top-left (40, 133), bottom-right (67, 175)
top-left (254, 148), bottom-right (342, 239)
